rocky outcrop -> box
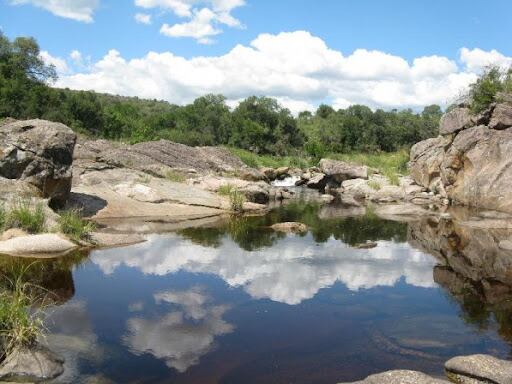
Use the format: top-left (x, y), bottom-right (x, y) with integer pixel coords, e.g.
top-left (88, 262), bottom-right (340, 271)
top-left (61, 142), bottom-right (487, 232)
top-left (445, 354), bottom-right (512, 384)
top-left (319, 159), bottom-right (368, 182)
top-left (0, 119), bottom-right (76, 206)
top-left (410, 98), bottom-right (512, 214)
top-left (0, 234), bottom-right (77, 257)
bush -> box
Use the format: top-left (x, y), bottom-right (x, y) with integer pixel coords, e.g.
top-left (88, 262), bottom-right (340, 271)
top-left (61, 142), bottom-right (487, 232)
top-left (58, 209), bottom-right (96, 242)
top-left (164, 170), bottom-right (187, 183)
top-left (218, 184), bottom-right (236, 196)
top-left (4, 201), bottom-right (46, 233)
top-left (368, 180), bottom-right (382, 191)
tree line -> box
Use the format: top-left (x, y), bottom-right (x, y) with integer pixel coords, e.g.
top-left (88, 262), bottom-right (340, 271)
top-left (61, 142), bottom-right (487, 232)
top-left (0, 33), bottom-right (441, 156)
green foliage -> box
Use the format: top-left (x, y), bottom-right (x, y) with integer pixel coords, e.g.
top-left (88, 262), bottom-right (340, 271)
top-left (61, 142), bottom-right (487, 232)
top-left (0, 266), bottom-right (46, 357)
top-left (229, 189), bottom-right (246, 212)
top-left (468, 66), bottom-right (509, 113)
top-left (58, 209), bottom-right (96, 242)
top-left (3, 201), bottom-right (46, 234)
top-left (367, 180), bottom-right (382, 191)
top-left (227, 147), bottom-right (314, 169)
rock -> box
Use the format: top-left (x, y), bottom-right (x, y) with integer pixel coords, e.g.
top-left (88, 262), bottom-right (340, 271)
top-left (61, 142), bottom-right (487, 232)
top-left (375, 203), bottom-right (434, 221)
top-left (0, 345), bottom-right (64, 381)
top-left (321, 194), bottom-right (335, 203)
top-left (499, 240), bottom-right (512, 251)
top-left (306, 173), bottom-right (326, 189)
top-left (239, 183), bottom-right (269, 204)
top-left (355, 241), bottom-right (378, 249)
top-left (0, 228), bottom-right (28, 241)
top-left (271, 222), bottom-right (308, 234)
top-left (0, 234), bottom-right (77, 257)
top-left (242, 202), bottom-right (267, 212)
top-left (445, 354), bottom-right (512, 384)
top-left (439, 107), bottom-right (473, 135)
top-left (275, 166), bottom-right (290, 179)
top-left (369, 185), bottom-right (405, 203)
top-left (239, 167), bottom-right (267, 182)
top-left (260, 167), bottom-right (276, 180)
top-left (0, 119), bottom-right (77, 206)
top-left (410, 136), bottom-right (451, 192)
top-left (338, 370), bottom-right (449, 384)
top-left (319, 159), bottom-right (368, 182)
top-left (340, 178), bottom-right (374, 199)
top-left (89, 232), bottom-right (146, 248)
top-left (489, 103), bottom-right (512, 130)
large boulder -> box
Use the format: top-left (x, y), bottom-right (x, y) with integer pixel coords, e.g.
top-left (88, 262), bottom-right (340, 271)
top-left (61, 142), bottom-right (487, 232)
top-left (319, 159), bottom-right (368, 182)
top-left (445, 354), bottom-right (512, 384)
top-left (0, 345), bottom-right (64, 381)
top-left (489, 103), bottom-right (512, 130)
top-left (338, 370), bottom-right (449, 384)
top-left (0, 234), bottom-right (77, 257)
top-left (439, 107), bottom-right (473, 135)
top-left (0, 119), bottom-right (76, 206)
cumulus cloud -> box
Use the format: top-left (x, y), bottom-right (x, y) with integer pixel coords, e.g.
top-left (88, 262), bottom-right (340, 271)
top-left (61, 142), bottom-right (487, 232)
top-left (10, 0), bottom-right (99, 22)
top-left (54, 31), bottom-right (510, 112)
top-left (135, 0), bottom-right (245, 43)
top-left (91, 230), bottom-right (438, 305)
top-left (40, 50), bottom-right (69, 74)
top-left (135, 12), bottom-right (152, 24)
top-left (124, 287), bottom-right (233, 372)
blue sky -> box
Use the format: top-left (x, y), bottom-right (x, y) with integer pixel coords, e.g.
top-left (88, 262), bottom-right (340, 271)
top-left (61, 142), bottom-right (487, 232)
top-left (1, 0), bottom-right (511, 112)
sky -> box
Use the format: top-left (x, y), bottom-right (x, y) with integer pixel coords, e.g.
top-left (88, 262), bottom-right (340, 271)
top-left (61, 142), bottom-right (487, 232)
top-left (1, 0), bottom-right (511, 113)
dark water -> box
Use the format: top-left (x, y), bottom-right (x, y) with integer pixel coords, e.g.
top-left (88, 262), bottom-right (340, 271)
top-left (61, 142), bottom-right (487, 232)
top-left (2, 202), bottom-right (512, 383)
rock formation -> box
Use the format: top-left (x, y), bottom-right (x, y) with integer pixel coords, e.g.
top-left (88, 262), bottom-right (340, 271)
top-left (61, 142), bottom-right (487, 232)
top-left (0, 119), bottom-right (77, 206)
top-left (410, 99), bottom-right (512, 213)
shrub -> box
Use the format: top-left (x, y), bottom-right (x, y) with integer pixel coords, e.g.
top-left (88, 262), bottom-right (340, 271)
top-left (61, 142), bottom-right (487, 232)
top-left (368, 180), bottom-right (382, 191)
top-left (58, 209), bottom-right (96, 242)
top-left (5, 201), bottom-right (46, 234)
top-left (229, 189), bottom-right (245, 213)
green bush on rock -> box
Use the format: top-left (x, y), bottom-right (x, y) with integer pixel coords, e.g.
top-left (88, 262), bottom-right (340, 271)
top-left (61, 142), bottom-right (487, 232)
top-left (57, 209), bottom-right (96, 242)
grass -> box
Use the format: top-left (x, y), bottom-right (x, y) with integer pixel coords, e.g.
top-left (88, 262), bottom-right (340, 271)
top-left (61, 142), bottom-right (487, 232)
top-left (218, 184), bottom-right (236, 196)
top-left (368, 180), bottom-right (382, 191)
top-left (0, 266), bottom-right (47, 358)
top-left (1, 201), bottom-right (46, 234)
top-left (58, 209), bottom-right (96, 242)
top-left (229, 189), bottom-right (246, 213)
top-left (226, 147), bottom-right (314, 169)
top-left (164, 170), bottom-right (187, 183)
top-left (326, 150), bottom-right (409, 185)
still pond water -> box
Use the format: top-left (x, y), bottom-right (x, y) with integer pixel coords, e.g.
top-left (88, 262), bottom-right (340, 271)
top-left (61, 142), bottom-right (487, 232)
top-left (2, 202), bottom-right (511, 383)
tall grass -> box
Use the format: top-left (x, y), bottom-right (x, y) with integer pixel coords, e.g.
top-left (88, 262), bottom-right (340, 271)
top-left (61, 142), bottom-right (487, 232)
top-left (229, 190), bottom-right (246, 213)
top-left (1, 201), bottom-right (46, 234)
top-left (0, 265), bottom-right (48, 358)
top-left (58, 209), bottom-right (96, 242)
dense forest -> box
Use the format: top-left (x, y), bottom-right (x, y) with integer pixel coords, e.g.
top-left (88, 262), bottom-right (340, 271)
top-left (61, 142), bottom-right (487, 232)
top-left (0, 33), bottom-right (443, 156)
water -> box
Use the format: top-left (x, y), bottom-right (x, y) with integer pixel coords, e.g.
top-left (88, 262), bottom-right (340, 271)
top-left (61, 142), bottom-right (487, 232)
top-left (2, 202), bottom-right (511, 383)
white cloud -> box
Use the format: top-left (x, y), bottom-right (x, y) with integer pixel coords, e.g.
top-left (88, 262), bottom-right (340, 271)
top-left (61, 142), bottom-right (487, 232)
top-left (10, 0), bottom-right (99, 22)
top-left (124, 287), bottom-right (233, 372)
top-left (135, 0), bottom-right (245, 43)
top-left (135, 12), bottom-right (152, 24)
top-left (91, 231), bottom-right (437, 306)
top-left (460, 47), bottom-right (512, 73)
top-left (40, 50), bottom-right (68, 74)
top-left (55, 31), bottom-right (511, 111)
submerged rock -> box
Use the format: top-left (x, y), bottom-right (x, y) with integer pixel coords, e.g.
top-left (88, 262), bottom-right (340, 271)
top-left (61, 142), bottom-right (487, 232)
top-left (338, 370), bottom-right (449, 384)
top-left (271, 222), bottom-right (308, 234)
top-left (0, 345), bottom-right (64, 381)
top-left (445, 354), bottom-right (512, 384)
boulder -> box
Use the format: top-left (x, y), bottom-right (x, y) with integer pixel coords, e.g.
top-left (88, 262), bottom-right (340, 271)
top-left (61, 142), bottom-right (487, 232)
top-left (338, 370), bottom-right (449, 384)
top-left (239, 183), bottom-right (269, 204)
top-left (489, 103), bottom-right (512, 130)
top-left (340, 178), bottom-right (374, 199)
top-left (260, 167), bottom-right (276, 180)
top-left (0, 119), bottom-right (77, 206)
top-left (374, 203), bottom-right (434, 221)
top-left (439, 107), bottom-right (473, 135)
top-left (275, 166), bottom-right (290, 179)
top-left (369, 185), bottom-right (405, 203)
top-left (319, 159), bottom-right (368, 182)
top-left (306, 173), bottom-right (326, 189)
top-left (0, 234), bottom-right (77, 257)
top-left (271, 222), bottom-right (308, 234)
top-left (445, 354), bottom-right (512, 384)
top-left (239, 167), bottom-right (267, 182)
top-left (409, 136), bottom-right (451, 191)
top-left (0, 345), bottom-right (64, 381)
